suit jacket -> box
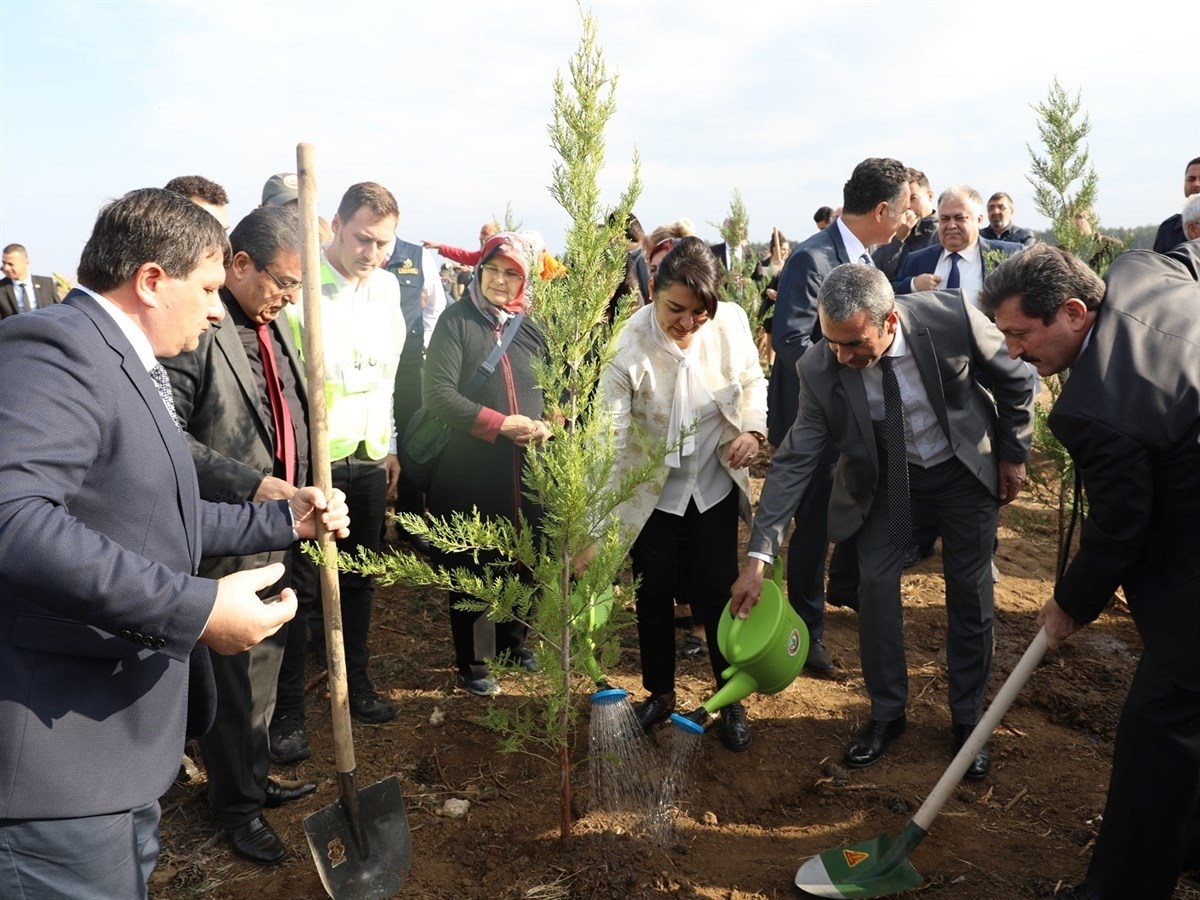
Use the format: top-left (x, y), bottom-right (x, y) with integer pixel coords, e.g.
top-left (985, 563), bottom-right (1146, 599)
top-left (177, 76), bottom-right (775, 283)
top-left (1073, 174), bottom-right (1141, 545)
top-left (160, 294), bottom-right (309, 581)
top-left (0, 290), bottom-right (295, 819)
top-left (0, 274), bottom-right (60, 318)
top-left (749, 290), bottom-right (1034, 557)
top-left (1049, 245), bottom-right (1200, 690)
top-left (980, 224), bottom-right (1037, 247)
top-left (871, 215), bottom-right (939, 279)
top-left (1153, 213), bottom-right (1186, 254)
top-left (766, 223), bottom-right (851, 444)
top-left (894, 237), bottom-right (1023, 294)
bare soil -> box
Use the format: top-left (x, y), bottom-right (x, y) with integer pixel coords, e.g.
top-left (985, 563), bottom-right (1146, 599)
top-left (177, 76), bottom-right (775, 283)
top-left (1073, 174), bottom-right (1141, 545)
top-left (152, 475), bottom-right (1198, 900)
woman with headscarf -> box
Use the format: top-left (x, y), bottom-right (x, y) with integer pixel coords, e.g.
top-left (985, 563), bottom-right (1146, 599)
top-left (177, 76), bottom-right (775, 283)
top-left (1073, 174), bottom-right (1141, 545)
top-left (422, 231), bottom-right (552, 696)
top-left (594, 236), bottom-right (768, 751)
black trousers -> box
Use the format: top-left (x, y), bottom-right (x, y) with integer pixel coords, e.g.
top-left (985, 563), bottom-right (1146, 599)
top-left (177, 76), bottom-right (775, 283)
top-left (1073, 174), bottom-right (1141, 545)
top-left (199, 616), bottom-right (287, 828)
top-left (784, 457), bottom-right (859, 641)
top-left (318, 455), bottom-right (387, 693)
top-left (1086, 648), bottom-right (1200, 899)
top-left (631, 490), bottom-right (739, 696)
top-left (448, 590), bottom-right (530, 681)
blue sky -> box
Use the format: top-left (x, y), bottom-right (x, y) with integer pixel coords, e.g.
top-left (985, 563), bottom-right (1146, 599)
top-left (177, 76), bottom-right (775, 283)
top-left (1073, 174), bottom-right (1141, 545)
top-left (2, 0), bottom-right (1197, 279)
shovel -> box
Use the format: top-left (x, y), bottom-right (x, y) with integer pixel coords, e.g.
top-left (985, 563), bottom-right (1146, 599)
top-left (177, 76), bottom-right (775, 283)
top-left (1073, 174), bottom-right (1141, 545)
top-left (794, 628), bottom-right (1048, 898)
top-left (294, 143), bottom-right (411, 898)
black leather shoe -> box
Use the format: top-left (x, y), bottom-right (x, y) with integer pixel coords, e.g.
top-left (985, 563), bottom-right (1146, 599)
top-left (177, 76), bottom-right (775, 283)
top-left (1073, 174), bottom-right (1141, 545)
top-left (901, 544), bottom-right (923, 568)
top-left (268, 721), bottom-right (310, 764)
top-left (226, 815), bottom-right (286, 865)
top-left (844, 716), bottom-right (906, 768)
top-left (1050, 885), bottom-right (1100, 900)
top-left (804, 640), bottom-right (837, 675)
top-left (952, 722), bottom-right (991, 780)
top-left (396, 526), bottom-right (433, 554)
top-left (717, 701), bottom-right (752, 752)
top-left (634, 692), bottom-right (675, 733)
top-left (350, 689), bottom-right (396, 724)
top-left (263, 777), bottom-right (317, 808)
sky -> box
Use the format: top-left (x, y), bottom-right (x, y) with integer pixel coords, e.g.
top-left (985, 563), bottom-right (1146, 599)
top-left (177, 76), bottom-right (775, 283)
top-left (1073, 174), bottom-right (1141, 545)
top-left (1, 0), bottom-right (1197, 279)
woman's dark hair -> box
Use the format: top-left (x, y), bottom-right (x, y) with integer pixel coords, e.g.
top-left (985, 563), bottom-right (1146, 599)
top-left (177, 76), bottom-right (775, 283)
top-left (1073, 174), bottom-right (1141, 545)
top-left (653, 235), bottom-right (721, 318)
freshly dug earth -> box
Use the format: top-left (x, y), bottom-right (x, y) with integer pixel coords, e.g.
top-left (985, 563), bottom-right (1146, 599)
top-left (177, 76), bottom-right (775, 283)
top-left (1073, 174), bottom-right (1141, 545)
top-left (153, 478), bottom-right (1197, 899)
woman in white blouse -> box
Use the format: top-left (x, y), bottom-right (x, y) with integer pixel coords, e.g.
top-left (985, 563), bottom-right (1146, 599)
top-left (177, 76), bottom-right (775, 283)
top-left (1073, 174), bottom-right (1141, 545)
top-left (596, 236), bottom-right (767, 751)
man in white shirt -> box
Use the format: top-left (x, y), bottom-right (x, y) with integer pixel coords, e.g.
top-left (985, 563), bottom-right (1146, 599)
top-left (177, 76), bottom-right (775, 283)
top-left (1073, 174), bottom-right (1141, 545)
top-left (894, 186), bottom-right (1022, 306)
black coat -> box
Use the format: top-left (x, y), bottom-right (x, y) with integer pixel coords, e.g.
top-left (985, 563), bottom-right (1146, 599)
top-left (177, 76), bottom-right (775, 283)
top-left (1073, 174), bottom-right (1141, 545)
top-left (422, 300), bottom-right (547, 565)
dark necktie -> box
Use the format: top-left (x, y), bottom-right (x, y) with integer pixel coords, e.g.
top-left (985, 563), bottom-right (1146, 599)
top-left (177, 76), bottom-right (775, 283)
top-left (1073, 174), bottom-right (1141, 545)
top-left (859, 251), bottom-right (875, 268)
top-left (879, 356), bottom-right (912, 548)
top-left (256, 324), bottom-right (296, 485)
top-left (946, 252), bottom-right (962, 290)
top-left (149, 363), bottom-right (181, 432)
top-left (17, 283), bottom-right (31, 313)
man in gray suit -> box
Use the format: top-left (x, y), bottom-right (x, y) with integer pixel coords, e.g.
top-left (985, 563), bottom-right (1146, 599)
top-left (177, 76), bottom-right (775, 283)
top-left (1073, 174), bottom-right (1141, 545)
top-left (0, 189), bottom-right (349, 898)
top-left (161, 206), bottom-right (315, 865)
top-left (732, 264), bottom-right (1034, 777)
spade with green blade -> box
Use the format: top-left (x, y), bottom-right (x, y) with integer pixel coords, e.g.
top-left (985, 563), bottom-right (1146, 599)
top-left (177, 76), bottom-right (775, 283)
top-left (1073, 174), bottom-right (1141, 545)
top-left (794, 629), bottom-right (1048, 898)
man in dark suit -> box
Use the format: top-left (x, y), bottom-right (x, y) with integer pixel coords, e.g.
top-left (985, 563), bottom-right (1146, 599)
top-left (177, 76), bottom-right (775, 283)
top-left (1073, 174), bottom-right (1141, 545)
top-left (734, 264), bottom-right (1034, 777)
top-left (767, 157), bottom-right (911, 673)
top-left (1, 243), bottom-right (60, 318)
top-left (1152, 156), bottom-right (1200, 253)
top-left (980, 192), bottom-right (1037, 247)
top-left (895, 186), bottom-right (1023, 301)
top-left (0, 188), bottom-right (348, 899)
top-left (161, 206), bottom-right (316, 865)
top-left (982, 243), bottom-right (1200, 900)
top-left (871, 167), bottom-right (939, 278)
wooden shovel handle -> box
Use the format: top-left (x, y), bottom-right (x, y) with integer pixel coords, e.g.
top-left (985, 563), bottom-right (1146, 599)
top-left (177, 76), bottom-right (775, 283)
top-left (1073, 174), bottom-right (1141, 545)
top-left (911, 628), bottom-right (1048, 831)
top-left (297, 143), bottom-right (356, 777)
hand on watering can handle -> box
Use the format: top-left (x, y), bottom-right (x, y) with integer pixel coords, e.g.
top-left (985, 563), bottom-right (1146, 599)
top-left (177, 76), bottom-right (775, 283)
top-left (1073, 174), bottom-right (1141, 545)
top-left (729, 557), bottom-right (766, 619)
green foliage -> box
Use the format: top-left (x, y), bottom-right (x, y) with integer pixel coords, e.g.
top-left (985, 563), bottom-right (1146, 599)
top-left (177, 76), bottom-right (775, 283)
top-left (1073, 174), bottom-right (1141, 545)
top-left (1025, 77), bottom-right (1101, 567)
top-left (334, 5), bottom-right (657, 839)
top-left (714, 188), bottom-right (767, 341)
top-left (1026, 78), bottom-right (1115, 271)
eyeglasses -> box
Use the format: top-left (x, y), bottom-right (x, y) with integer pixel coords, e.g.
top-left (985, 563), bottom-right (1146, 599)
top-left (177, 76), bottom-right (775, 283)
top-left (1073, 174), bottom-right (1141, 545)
top-left (260, 264), bottom-right (302, 294)
top-left (480, 262), bottom-right (524, 283)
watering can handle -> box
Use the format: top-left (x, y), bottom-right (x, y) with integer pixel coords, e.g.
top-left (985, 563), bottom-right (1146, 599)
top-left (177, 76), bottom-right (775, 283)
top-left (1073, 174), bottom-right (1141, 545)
top-left (727, 558), bottom-right (783, 650)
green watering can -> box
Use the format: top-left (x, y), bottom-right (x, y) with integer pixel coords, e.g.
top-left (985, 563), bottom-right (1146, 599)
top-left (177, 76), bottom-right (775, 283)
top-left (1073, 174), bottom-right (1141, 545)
top-left (672, 561), bottom-right (809, 734)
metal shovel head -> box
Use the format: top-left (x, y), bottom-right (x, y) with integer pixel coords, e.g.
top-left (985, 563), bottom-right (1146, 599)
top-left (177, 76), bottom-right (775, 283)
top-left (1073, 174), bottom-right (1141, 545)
top-left (304, 775), bottom-right (411, 899)
top-left (794, 829), bottom-right (923, 898)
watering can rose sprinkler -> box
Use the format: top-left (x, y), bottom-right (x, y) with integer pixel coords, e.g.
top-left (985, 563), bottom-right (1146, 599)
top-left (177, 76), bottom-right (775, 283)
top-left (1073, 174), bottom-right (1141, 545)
top-left (671, 560), bottom-right (809, 734)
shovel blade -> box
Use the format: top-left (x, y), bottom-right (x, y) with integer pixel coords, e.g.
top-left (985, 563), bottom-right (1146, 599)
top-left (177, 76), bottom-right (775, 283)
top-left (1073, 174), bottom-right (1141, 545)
top-left (794, 832), bottom-right (923, 898)
top-left (304, 775), bottom-right (411, 899)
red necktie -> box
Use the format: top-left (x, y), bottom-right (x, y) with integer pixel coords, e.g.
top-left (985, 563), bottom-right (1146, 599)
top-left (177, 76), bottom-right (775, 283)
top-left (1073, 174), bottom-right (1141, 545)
top-left (256, 324), bottom-right (296, 485)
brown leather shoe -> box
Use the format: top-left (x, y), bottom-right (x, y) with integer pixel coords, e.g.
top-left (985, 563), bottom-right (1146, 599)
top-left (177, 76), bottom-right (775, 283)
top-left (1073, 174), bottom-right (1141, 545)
top-left (263, 777), bottom-right (317, 808)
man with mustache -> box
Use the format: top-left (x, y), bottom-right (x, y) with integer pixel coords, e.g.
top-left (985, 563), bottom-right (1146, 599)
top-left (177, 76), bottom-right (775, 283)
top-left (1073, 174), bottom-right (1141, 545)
top-left (980, 191), bottom-right (1037, 247)
top-left (895, 185), bottom-right (1022, 307)
top-left (981, 242), bottom-right (1200, 900)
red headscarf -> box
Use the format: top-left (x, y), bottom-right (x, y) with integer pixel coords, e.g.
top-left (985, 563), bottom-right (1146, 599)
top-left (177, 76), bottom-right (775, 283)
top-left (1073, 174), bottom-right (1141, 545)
top-left (469, 232), bottom-right (530, 323)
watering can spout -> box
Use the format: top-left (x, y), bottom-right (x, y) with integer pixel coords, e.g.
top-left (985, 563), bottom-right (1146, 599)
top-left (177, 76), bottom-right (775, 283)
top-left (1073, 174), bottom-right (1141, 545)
top-left (670, 708), bottom-right (716, 734)
top-left (701, 669), bottom-right (760, 716)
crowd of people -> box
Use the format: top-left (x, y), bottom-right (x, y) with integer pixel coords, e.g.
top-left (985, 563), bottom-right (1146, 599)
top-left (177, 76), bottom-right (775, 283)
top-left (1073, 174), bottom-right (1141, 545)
top-left (0, 154), bottom-right (1197, 900)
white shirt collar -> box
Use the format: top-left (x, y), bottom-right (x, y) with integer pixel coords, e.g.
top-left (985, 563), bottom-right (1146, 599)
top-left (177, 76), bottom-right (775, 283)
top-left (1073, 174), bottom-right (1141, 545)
top-left (75, 285), bottom-right (159, 372)
top-left (835, 217), bottom-right (869, 263)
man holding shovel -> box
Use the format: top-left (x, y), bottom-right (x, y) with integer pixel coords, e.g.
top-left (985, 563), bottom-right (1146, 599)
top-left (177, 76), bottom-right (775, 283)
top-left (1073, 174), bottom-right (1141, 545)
top-left (982, 242), bottom-right (1200, 900)
top-left (0, 188), bottom-right (349, 899)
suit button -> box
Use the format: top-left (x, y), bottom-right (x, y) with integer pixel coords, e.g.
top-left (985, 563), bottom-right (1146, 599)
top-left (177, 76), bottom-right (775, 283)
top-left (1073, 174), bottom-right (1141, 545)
top-left (119, 629), bottom-right (133, 640)
top-left (154, 637), bottom-right (167, 649)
